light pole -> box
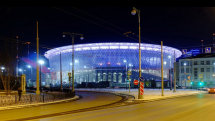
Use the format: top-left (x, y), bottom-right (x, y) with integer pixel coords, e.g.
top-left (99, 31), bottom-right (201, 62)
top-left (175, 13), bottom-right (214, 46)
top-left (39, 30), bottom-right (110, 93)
top-left (124, 60), bottom-right (127, 89)
top-left (131, 7), bottom-right (143, 99)
top-left (1, 67), bottom-right (5, 75)
top-left (38, 60), bottom-right (44, 92)
top-left (19, 69), bottom-right (23, 75)
top-left (69, 63), bottom-right (72, 72)
top-left (63, 32), bottom-right (84, 92)
top-left (129, 64), bottom-right (133, 93)
top-left (27, 65), bottom-right (32, 81)
top-left (184, 62), bottom-right (186, 88)
top-left (201, 40), bottom-right (203, 54)
top-left (168, 55), bottom-right (172, 90)
top-left (168, 55), bottom-right (171, 68)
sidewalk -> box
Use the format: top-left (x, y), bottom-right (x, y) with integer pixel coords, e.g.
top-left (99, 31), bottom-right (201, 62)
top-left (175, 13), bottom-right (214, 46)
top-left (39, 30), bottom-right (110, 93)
top-left (75, 88), bottom-right (207, 102)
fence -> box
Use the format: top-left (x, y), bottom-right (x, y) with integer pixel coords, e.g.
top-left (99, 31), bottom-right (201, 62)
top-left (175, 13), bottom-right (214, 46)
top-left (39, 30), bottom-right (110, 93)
top-left (0, 92), bottom-right (75, 107)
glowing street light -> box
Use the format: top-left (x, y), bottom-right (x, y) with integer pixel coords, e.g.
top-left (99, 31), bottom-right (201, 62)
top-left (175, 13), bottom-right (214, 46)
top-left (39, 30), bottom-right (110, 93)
top-left (131, 7), bottom-right (143, 99)
top-left (19, 69), bottom-right (23, 74)
top-left (124, 60), bottom-right (128, 89)
top-left (63, 32), bottom-right (84, 92)
top-left (38, 60), bottom-right (44, 92)
top-left (27, 65), bottom-right (32, 81)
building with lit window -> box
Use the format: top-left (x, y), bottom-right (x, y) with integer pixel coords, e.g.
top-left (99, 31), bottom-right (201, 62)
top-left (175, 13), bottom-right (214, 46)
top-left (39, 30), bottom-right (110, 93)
top-left (176, 53), bottom-right (215, 88)
top-left (44, 42), bottom-right (181, 88)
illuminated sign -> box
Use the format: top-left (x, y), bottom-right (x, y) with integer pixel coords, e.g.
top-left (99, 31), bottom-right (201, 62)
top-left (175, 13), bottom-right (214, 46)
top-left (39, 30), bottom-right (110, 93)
top-left (182, 49), bottom-right (187, 55)
top-left (205, 47), bottom-right (211, 53)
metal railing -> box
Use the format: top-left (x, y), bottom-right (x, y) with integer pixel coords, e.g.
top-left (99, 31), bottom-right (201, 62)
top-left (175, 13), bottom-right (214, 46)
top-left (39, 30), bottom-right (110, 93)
top-left (0, 92), bottom-right (75, 107)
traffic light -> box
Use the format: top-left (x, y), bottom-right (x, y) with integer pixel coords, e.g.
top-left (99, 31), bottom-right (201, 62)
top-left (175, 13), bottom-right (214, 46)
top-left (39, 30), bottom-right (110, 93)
top-left (190, 81), bottom-right (193, 85)
top-left (199, 82), bottom-right (204, 86)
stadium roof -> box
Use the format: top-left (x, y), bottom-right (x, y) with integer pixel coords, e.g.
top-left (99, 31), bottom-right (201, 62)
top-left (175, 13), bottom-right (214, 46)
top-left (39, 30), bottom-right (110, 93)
top-left (44, 42), bottom-right (182, 59)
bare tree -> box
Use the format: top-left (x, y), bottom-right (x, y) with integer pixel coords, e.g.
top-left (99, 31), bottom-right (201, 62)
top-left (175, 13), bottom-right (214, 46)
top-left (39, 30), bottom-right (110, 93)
top-left (0, 39), bottom-right (20, 95)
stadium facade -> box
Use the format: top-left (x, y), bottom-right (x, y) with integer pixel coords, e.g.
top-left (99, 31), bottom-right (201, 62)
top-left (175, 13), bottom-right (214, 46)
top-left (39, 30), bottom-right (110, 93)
top-left (44, 42), bottom-right (182, 88)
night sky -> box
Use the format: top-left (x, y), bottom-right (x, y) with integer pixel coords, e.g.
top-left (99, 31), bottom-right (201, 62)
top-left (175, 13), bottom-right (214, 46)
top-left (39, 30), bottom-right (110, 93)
top-left (1, 7), bottom-right (215, 66)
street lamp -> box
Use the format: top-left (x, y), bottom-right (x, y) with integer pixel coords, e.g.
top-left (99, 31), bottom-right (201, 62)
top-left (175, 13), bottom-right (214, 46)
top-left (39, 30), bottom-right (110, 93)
top-left (131, 7), bottom-right (143, 99)
top-left (124, 60), bottom-right (127, 89)
top-left (184, 62), bottom-right (186, 87)
top-left (168, 55), bottom-right (171, 68)
top-left (69, 63), bottom-right (72, 72)
top-left (63, 32), bottom-right (84, 92)
top-left (38, 60), bottom-right (44, 92)
top-left (19, 69), bottom-right (23, 75)
top-left (27, 65), bottom-right (32, 81)
top-left (1, 67), bottom-right (5, 73)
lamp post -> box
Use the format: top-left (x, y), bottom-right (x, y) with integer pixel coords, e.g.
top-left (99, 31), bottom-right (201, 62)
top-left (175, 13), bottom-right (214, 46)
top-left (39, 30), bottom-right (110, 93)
top-left (168, 55), bottom-right (171, 68)
top-left (124, 60), bottom-right (127, 89)
top-left (36, 21), bottom-right (40, 95)
top-left (38, 60), bottom-right (44, 92)
top-left (1, 67), bottom-right (5, 75)
top-left (184, 62), bottom-right (186, 88)
top-left (168, 55), bottom-right (172, 90)
top-left (131, 7), bottom-right (143, 99)
top-left (19, 69), bottom-right (23, 75)
top-left (63, 32), bottom-right (84, 92)
top-left (27, 65), bottom-right (32, 81)
top-left (129, 64), bottom-right (133, 93)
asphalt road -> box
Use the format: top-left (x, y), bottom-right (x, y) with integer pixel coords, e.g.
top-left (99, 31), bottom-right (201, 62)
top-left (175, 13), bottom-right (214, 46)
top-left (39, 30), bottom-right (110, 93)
top-left (30, 93), bottom-right (215, 121)
top-left (0, 91), bottom-right (122, 121)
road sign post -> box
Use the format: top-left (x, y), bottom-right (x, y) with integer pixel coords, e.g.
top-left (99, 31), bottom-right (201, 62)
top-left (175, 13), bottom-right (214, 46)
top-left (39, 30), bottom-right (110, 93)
top-left (139, 77), bottom-right (144, 97)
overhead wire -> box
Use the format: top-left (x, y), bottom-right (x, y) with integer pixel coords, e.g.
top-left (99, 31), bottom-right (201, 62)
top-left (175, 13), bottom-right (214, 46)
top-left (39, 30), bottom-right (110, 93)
top-left (0, 36), bottom-right (55, 50)
top-left (70, 7), bottom-right (159, 44)
top-left (54, 7), bottom-right (158, 44)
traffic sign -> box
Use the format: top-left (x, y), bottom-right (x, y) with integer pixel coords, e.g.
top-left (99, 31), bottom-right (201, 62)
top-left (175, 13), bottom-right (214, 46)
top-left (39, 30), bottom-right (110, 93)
top-left (205, 47), bottom-right (211, 53)
top-left (187, 76), bottom-right (190, 80)
top-left (199, 74), bottom-right (203, 78)
top-left (127, 71), bottom-right (132, 76)
top-left (134, 80), bottom-right (138, 85)
top-left (139, 77), bottom-right (144, 82)
top-left (182, 49), bottom-right (187, 55)
top-left (187, 80), bottom-right (191, 83)
top-left (68, 72), bottom-right (71, 77)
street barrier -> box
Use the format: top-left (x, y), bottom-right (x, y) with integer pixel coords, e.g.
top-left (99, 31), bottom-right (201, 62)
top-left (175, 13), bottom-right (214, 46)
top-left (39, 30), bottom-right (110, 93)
top-left (0, 92), bottom-right (75, 107)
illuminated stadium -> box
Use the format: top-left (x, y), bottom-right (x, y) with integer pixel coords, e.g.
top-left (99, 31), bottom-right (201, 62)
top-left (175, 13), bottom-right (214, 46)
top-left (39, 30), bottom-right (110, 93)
top-left (44, 42), bottom-right (182, 88)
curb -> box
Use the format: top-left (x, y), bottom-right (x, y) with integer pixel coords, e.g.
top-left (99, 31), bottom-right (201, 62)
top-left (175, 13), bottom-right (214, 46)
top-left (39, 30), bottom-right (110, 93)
top-left (0, 95), bottom-right (80, 111)
top-left (133, 91), bottom-right (207, 103)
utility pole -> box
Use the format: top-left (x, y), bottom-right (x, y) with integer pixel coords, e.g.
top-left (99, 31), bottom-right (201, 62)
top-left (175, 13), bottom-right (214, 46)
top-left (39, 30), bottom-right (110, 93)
top-left (161, 41), bottom-right (164, 96)
top-left (36, 21), bottom-right (40, 95)
top-left (201, 40), bottom-right (203, 54)
top-left (26, 42), bottom-right (31, 59)
top-left (16, 36), bottom-right (18, 81)
top-left (63, 32), bottom-right (84, 92)
top-left (173, 51), bottom-right (176, 92)
top-left (60, 52), bottom-right (62, 92)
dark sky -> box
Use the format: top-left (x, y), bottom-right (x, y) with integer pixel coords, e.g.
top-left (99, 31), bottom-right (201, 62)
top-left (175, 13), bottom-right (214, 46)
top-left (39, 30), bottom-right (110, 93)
top-left (1, 7), bottom-right (215, 63)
